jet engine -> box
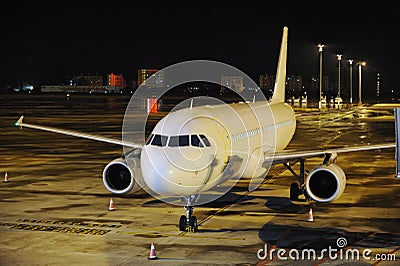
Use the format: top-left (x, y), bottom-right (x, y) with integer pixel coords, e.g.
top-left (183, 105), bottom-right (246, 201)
top-left (102, 154), bottom-right (143, 195)
top-left (305, 163), bottom-right (346, 202)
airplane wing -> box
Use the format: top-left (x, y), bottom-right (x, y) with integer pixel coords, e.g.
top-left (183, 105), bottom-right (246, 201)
top-left (283, 105), bottom-right (400, 164)
top-left (294, 108), bottom-right (356, 120)
top-left (281, 107), bottom-right (395, 163)
top-left (268, 143), bottom-right (395, 164)
top-left (15, 116), bottom-right (143, 149)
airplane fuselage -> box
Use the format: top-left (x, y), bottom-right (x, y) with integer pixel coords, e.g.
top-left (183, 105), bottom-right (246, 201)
top-left (141, 100), bottom-right (296, 196)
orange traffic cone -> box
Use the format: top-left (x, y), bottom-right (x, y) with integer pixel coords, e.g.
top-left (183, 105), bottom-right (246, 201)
top-left (148, 242), bottom-right (158, 260)
top-left (307, 207), bottom-right (314, 222)
top-left (108, 198), bottom-right (115, 211)
top-left (4, 172), bottom-right (9, 182)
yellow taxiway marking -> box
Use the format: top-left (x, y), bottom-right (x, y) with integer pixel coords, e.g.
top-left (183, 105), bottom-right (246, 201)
top-left (0, 218), bottom-right (122, 235)
top-left (1, 221), bottom-right (111, 235)
top-left (16, 218), bottom-right (121, 228)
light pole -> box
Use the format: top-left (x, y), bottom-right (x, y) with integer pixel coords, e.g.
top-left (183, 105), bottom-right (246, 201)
top-left (318, 44), bottom-right (324, 109)
top-left (336, 54), bottom-right (342, 109)
top-left (337, 54), bottom-right (342, 98)
top-left (348, 59), bottom-right (353, 105)
top-left (358, 61), bottom-right (366, 106)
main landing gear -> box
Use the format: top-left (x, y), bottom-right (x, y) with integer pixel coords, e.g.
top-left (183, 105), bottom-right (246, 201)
top-left (179, 195), bottom-right (198, 232)
top-left (285, 153), bottom-right (336, 201)
top-left (283, 159), bottom-right (311, 201)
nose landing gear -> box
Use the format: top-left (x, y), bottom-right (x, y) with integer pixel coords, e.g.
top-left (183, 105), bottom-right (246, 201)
top-left (179, 195), bottom-right (198, 232)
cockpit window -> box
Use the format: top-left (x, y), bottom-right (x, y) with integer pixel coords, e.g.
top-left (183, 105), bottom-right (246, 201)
top-left (179, 135), bottom-right (189, 146)
top-left (199, 134), bottom-right (211, 147)
top-left (191, 135), bottom-right (204, 147)
top-left (145, 134), bottom-right (154, 145)
top-left (151, 134), bottom-right (168, 147)
top-left (168, 135), bottom-right (189, 147)
top-left (168, 136), bottom-right (179, 147)
top-left (148, 134), bottom-right (211, 148)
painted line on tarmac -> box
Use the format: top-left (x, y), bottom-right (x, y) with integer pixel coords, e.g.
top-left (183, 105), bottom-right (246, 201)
top-left (0, 218), bottom-right (122, 235)
top-left (16, 218), bottom-right (121, 228)
top-left (0, 221), bottom-right (111, 235)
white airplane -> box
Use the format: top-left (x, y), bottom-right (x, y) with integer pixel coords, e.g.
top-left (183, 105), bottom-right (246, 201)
top-left (15, 27), bottom-right (396, 232)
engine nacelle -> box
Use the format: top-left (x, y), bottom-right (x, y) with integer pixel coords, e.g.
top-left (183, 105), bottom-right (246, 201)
top-left (305, 163), bottom-right (346, 202)
top-left (102, 156), bottom-right (142, 195)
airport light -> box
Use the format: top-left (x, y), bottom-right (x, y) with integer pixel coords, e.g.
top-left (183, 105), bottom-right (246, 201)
top-left (348, 59), bottom-right (353, 105)
top-left (357, 61), bottom-right (366, 106)
top-left (337, 54), bottom-right (342, 98)
top-left (318, 44), bottom-right (324, 109)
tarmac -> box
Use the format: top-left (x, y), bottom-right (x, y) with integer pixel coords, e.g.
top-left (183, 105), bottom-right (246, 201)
top-left (0, 94), bottom-right (399, 265)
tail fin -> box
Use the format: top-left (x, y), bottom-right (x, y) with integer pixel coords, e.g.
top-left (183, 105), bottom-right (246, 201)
top-left (270, 26), bottom-right (288, 104)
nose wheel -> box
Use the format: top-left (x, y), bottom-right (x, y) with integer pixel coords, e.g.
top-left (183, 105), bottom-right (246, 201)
top-left (179, 213), bottom-right (198, 232)
top-left (179, 196), bottom-right (198, 232)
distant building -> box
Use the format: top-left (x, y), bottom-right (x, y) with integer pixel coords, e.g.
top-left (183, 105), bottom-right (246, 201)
top-left (311, 75), bottom-right (329, 99)
top-left (127, 80), bottom-right (137, 90)
top-left (336, 64), bottom-right (350, 101)
top-left (221, 76), bottom-right (243, 94)
top-left (137, 69), bottom-right (164, 88)
top-left (107, 73), bottom-right (126, 89)
top-left (70, 74), bottom-right (103, 86)
top-left (376, 73), bottom-right (381, 98)
top-left (41, 73), bottom-right (128, 94)
top-left (260, 74), bottom-right (303, 99)
top-left (260, 74), bottom-right (275, 98)
top-left (286, 75), bottom-right (303, 98)
top-left (41, 85), bottom-right (121, 94)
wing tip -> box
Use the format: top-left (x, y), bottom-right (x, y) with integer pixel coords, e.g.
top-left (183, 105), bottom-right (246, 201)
top-left (15, 115), bottom-right (24, 126)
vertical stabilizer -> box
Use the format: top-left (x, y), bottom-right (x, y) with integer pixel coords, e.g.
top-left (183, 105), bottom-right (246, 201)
top-left (270, 26), bottom-right (288, 103)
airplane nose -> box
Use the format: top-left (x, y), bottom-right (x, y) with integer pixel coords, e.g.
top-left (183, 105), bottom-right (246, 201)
top-left (140, 146), bottom-right (216, 196)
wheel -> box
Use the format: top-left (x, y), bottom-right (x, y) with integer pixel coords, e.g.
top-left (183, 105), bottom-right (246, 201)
top-left (189, 216), bottom-right (198, 232)
top-left (179, 215), bottom-right (187, 231)
top-left (304, 191), bottom-right (313, 202)
top-left (290, 182), bottom-right (300, 201)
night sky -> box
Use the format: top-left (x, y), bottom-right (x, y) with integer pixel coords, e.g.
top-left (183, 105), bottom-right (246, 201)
top-left (1, 1), bottom-right (398, 98)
